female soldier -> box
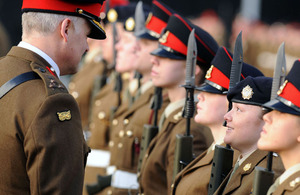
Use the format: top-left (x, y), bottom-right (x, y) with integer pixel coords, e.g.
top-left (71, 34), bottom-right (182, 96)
top-left (258, 59), bottom-right (300, 195)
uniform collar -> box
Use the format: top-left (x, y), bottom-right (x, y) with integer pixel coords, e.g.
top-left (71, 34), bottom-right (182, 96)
top-left (279, 163), bottom-right (300, 184)
top-left (18, 41), bottom-right (60, 78)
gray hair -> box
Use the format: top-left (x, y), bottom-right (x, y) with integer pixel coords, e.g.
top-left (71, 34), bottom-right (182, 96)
top-left (22, 12), bottom-right (80, 38)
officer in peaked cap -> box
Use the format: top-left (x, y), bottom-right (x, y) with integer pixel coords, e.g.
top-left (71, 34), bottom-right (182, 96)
top-left (213, 76), bottom-right (284, 195)
top-left (0, 0), bottom-right (107, 194)
top-left (172, 46), bottom-right (264, 195)
top-left (258, 59), bottom-right (300, 195)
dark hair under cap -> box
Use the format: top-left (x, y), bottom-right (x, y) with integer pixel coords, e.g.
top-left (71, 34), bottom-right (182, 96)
top-left (227, 76), bottom-right (272, 106)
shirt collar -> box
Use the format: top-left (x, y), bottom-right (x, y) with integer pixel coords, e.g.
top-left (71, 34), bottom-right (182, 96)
top-left (18, 41), bottom-right (60, 78)
top-left (279, 163), bottom-right (300, 184)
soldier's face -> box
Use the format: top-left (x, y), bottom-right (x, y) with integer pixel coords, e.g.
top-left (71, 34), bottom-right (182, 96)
top-left (115, 31), bottom-right (138, 73)
top-left (151, 56), bottom-right (185, 88)
top-left (258, 110), bottom-right (300, 154)
top-left (134, 39), bottom-right (158, 75)
top-left (101, 23), bottom-right (123, 64)
top-left (195, 92), bottom-right (228, 127)
top-left (223, 103), bottom-right (264, 154)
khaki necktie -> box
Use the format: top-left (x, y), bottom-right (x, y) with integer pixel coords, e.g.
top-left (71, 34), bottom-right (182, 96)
top-left (227, 160), bottom-right (240, 183)
top-left (267, 177), bottom-right (280, 195)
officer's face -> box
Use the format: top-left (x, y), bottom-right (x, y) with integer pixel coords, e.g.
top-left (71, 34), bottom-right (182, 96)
top-left (258, 110), bottom-right (300, 155)
top-left (134, 39), bottom-right (158, 75)
top-left (62, 18), bottom-right (90, 75)
top-left (224, 103), bottom-right (264, 154)
top-left (195, 92), bottom-right (228, 127)
top-left (151, 56), bottom-right (185, 88)
top-left (115, 31), bottom-right (138, 73)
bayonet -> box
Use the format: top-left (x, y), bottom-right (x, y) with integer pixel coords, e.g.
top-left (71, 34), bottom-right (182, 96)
top-left (134, 1), bottom-right (147, 38)
top-left (173, 29), bottom-right (197, 180)
top-left (253, 42), bottom-right (286, 195)
top-left (271, 42), bottom-right (286, 100)
top-left (229, 31), bottom-right (243, 91)
top-left (208, 31), bottom-right (243, 195)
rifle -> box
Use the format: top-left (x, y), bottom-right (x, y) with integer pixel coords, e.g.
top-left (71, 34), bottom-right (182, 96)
top-left (172, 29), bottom-right (197, 181)
top-left (108, 6), bottom-right (123, 119)
top-left (252, 42), bottom-right (286, 195)
top-left (208, 31), bottom-right (243, 195)
top-left (137, 87), bottom-right (163, 174)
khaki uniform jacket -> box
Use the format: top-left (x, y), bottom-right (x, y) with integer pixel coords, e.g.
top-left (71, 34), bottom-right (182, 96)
top-left (214, 150), bottom-right (284, 195)
top-left (88, 80), bottom-right (119, 150)
top-left (0, 47), bottom-right (89, 194)
top-left (172, 143), bottom-right (239, 195)
top-left (69, 53), bottom-right (107, 130)
top-left (138, 107), bottom-right (213, 195)
top-left (99, 86), bottom-right (169, 195)
top-left (272, 171), bottom-right (300, 195)
top-left (109, 85), bottom-right (169, 171)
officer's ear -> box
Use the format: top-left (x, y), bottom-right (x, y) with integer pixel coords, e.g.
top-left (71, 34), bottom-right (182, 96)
top-left (60, 18), bottom-right (72, 42)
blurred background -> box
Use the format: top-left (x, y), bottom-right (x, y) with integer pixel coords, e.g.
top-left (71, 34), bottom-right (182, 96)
top-left (1, 0), bottom-right (300, 76)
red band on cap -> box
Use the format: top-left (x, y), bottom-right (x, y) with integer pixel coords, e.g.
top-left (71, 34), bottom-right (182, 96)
top-left (280, 82), bottom-right (300, 108)
top-left (146, 16), bottom-right (167, 35)
top-left (161, 31), bottom-right (187, 55)
top-left (22, 0), bottom-right (101, 17)
top-left (208, 67), bottom-right (230, 89)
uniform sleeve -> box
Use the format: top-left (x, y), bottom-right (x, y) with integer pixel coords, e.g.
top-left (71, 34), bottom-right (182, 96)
top-left (24, 93), bottom-right (89, 195)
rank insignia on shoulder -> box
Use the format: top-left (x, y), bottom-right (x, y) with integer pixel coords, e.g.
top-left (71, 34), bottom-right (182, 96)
top-left (241, 85), bottom-right (254, 100)
top-left (243, 163), bottom-right (251, 171)
top-left (57, 110), bottom-right (71, 121)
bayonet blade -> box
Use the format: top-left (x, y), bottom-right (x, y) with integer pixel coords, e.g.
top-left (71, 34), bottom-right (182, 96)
top-left (134, 1), bottom-right (147, 37)
top-left (229, 31), bottom-right (243, 91)
top-left (185, 29), bottom-right (197, 86)
top-left (271, 42), bottom-right (287, 100)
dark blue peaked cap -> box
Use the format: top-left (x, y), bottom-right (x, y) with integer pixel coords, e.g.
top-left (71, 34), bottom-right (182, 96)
top-left (136, 0), bottom-right (175, 41)
top-left (227, 76), bottom-right (272, 106)
top-left (263, 59), bottom-right (300, 116)
top-left (196, 47), bottom-right (264, 94)
top-left (151, 14), bottom-right (219, 68)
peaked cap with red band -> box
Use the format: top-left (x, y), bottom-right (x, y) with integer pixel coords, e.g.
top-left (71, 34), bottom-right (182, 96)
top-left (196, 46), bottom-right (264, 94)
top-left (263, 59), bottom-right (300, 116)
top-left (151, 14), bottom-right (219, 67)
top-left (136, 0), bottom-right (175, 40)
top-left (22, 0), bottom-right (106, 39)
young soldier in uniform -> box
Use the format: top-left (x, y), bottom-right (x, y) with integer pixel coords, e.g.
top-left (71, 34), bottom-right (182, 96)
top-left (68, 0), bottom-right (129, 135)
top-left (258, 59), bottom-right (300, 195)
top-left (86, 2), bottom-right (169, 194)
top-left (172, 46), bottom-right (264, 195)
top-left (214, 76), bottom-right (284, 195)
top-left (138, 13), bottom-right (219, 195)
top-left (84, 3), bottom-right (143, 194)
top-left (0, 0), bottom-right (105, 194)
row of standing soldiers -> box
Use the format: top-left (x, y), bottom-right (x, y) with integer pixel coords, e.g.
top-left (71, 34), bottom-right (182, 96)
top-left (70, 1), bottom-right (300, 195)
